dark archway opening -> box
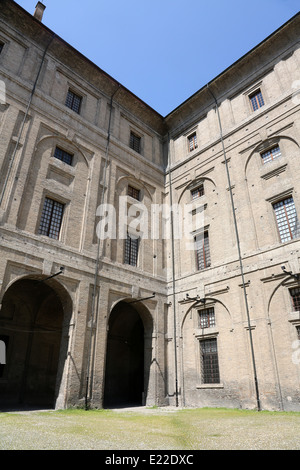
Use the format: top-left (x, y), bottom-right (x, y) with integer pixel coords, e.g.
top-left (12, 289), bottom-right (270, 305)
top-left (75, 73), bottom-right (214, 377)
top-left (0, 278), bottom-right (66, 409)
top-left (104, 301), bottom-right (145, 408)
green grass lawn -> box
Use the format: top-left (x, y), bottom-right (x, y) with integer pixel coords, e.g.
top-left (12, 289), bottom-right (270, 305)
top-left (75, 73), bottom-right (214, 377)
top-left (0, 407), bottom-right (299, 450)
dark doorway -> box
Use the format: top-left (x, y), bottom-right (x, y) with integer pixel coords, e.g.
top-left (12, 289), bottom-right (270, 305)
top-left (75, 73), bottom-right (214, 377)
top-left (104, 301), bottom-right (144, 408)
top-left (0, 278), bottom-right (66, 408)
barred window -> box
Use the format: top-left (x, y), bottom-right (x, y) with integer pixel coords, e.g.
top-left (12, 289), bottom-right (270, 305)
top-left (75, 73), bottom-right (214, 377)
top-left (65, 89), bottom-right (82, 114)
top-left (195, 231), bottom-right (211, 270)
top-left (128, 185), bottom-right (140, 200)
top-left (296, 325), bottom-right (300, 340)
top-left (199, 308), bottom-right (215, 329)
top-left (191, 184), bottom-right (204, 200)
top-left (290, 287), bottom-right (300, 311)
top-left (200, 338), bottom-right (220, 384)
top-left (249, 89), bottom-right (264, 111)
top-left (124, 233), bottom-right (139, 266)
top-left (54, 147), bottom-right (73, 165)
top-left (261, 145), bottom-right (281, 164)
top-left (273, 197), bottom-right (299, 243)
top-left (188, 133), bottom-right (198, 152)
top-left (130, 132), bottom-right (141, 154)
top-left (38, 197), bottom-right (64, 240)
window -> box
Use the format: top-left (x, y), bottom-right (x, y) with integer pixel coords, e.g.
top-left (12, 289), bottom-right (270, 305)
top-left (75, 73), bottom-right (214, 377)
top-left (273, 197), bottom-right (299, 243)
top-left (200, 338), bottom-right (220, 384)
top-left (38, 197), bottom-right (64, 240)
top-left (124, 233), bottom-right (139, 266)
top-left (191, 184), bottom-right (204, 200)
top-left (249, 89), bottom-right (264, 111)
top-left (296, 325), bottom-right (300, 340)
top-left (0, 42), bottom-right (4, 54)
top-left (128, 185), bottom-right (140, 200)
top-left (65, 89), bottom-right (82, 114)
top-left (199, 308), bottom-right (215, 329)
top-left (54, 147), bottom-right (73, 165)
top-left (188, 133), bottom-right (198, 152)
top-left (0, 335), bottom-right (9, 378)
top-left (195, 231), bottom-right (211, 270)
top-left (290, 287), bottom-right (300, 311)
top-left (261, 145), bottom-right (281, 164)
top-left (130, 132), bottom-right (141, 153)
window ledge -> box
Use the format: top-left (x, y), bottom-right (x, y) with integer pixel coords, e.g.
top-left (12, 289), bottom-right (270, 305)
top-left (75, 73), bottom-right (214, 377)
top-left (196, 383), bottom-right (224, 389)
top-left (288, 311), bottom-right (300, 323)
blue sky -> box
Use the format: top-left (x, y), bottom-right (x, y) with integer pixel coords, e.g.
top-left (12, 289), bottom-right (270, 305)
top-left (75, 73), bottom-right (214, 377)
top-left (15, 0), bottom-right (300, 116)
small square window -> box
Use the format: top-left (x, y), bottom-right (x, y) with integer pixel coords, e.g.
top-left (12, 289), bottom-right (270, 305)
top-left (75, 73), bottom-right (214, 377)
top-left (191, 184), bottom-right (204, 200)
top-left (261, 145), bottom-right (281, 164)
top-left (54, 147), bottom-right (73, 165)
top-left (65, 89), bottom-right (82, 114)
top-left (188, 133), bottom-right (198, 152)
top-left (128, 185), bottom-right (140, 200)
top-left (199, 308), bottom-right (215, 329)
top-left (130, 132), bottom-right (141, 153)
top-left (290, 287), bottom-right (300, 312)
top-left (249, 89), bottom-right (264, 111)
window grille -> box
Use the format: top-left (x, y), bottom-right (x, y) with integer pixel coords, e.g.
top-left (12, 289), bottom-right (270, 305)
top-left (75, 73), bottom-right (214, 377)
top-left (65, 89), bottom-right (82, 114)
top-left (249, 89), bottom-right (264, 111)
top-left (195, 232), bottom-right (211, 270)
top-left (273, 197), bottom-right (299, 243)
top-left (290, 287), bottom-right (300, 311)
top-left (38, 197), bottom-right (64, 240)
top-left (54, 147), bottom-right (73, 165)
top-left (261, 145), bottom-right (281, 164)
top-left (189, 133), bottom-right (198, 152)
top-left (200, 338), bottom-right (220, 384)
top-left (130, 132), bottom-right (141, 153)
top-left (191, 184), bottom-right (204, 199)
top-left (199, 308), bottom-right (215, 329)
top-left (128, 185), bottom-right (140, 200)
top-left (296, 325), bottom-right (300, 340)
top-left (124, 233), bottom-right (139, 266)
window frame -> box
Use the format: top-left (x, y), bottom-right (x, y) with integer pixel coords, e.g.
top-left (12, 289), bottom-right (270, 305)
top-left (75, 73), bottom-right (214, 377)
top-left (200, 337), bottom-right (220, 384)
top-left (290, 287), bottom-right (300, 312)
top-left (128, 185), bottom-right (140, 201)
top-left (53, 146), bottom-right (74, 166)
top-left (195, 231), bottom-right (211, 271)
top-left (198, 307), bottom-right (216, 329)
top-left (129, 131), bottom-right (141, 154)
top-left (38, 197), bottom-right (65, 240)
top-left (188, 132), bottom-right (198, 152)
top-left (261, 145), bottom-right (281, 165)
top-left (191, 183), bottom-right (204, 200)
top-left (272, 196), bottom-right (299, 243)
top-left (65, 88), bottom-right (82, 114)
top-left (124, 232), bottom-right (139, 267)
top-left (249, 88), bottom-right (265, 112)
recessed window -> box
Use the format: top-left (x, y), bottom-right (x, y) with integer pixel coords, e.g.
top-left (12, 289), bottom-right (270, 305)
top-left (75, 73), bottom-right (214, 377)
top-left (65, 89), bottom-right (82, 114)
top-left (296, 325), bottom-right (300, 340)
top-left (0, 42), bottom-right (4, 54)
top-left (188, 133), bottom-right (198, 152)
top-left (199, 308), bottom-right (215, 329)
top-left (200, 338), bottom-right (220, 384)
top-left (128, 185), bottom-right (140, 200)
top-left (54, 146), bottom-right (73, 166)
top-left (249, 89), bottom-right (264, 111)
top-left (130, 132), bottom-right (141, 154)
top-left (273, 197), bottom-right (299, 243)
top-left (0, 335), bottom-right (9, 379)
top-left (38, 197), bottom-right (64, 240)
top-left (124, 233), bottom-right (139, 266)
top-left (195, 231), bottom-right (211, 270)
top-left (191, 184), bottom-right (204, 200)
top-left (261, 145), bottom-right (281, 164)
top-left (290, 287), bottom-right (300, 311)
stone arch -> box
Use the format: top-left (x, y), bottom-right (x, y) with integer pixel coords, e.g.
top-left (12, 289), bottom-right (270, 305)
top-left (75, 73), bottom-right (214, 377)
top-left (178, 177), bottom-right (216, 204)
top-left (115, 175), bottom-right (153, 201)
top-left (180, 297), bottom-right (232, 335)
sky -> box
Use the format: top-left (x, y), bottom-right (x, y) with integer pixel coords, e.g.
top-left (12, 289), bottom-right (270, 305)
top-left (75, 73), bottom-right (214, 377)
top-left (14, 0), bottom-right (300, 116)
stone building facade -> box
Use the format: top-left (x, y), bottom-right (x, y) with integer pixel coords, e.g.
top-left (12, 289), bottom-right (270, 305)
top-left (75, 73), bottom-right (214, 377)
top-left (0, 1), bottom-right (299, 411)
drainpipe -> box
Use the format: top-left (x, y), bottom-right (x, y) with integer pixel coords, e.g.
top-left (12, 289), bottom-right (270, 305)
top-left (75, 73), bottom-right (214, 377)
top-left (167, 134), bottom-right (179, 407)
top-left (206, 85), bottom-right (261, 412)
top-left (85, 85), bottom-right (120, 410)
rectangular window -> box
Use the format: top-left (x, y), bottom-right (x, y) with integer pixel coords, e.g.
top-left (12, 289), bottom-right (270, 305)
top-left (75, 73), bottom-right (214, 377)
top-left (188, 133), bottom-right (198, 152)
top-left (296, 325), bottom-right (300, 340)
top-left (249, 89), bottom-right (264, 111)
top-left (38, 197), bottom-right (64, 240)
top-left (261, 145), bottom-right (281, 164)
top-left (199, 308), bottom-right (215, 329)
top-left (191, 184), bottom-right (204, 200)
top-left (65, 89), bottom-right (82, 114)
top-left (128, 185), bottom-right (140, 200)
top-left (273, 197), bottom-right (299, 243)
top-left (54, 147), bottom-right (73, 165)
top-left (195, 231), bottom-right (211, 270)
top-left (130, 132), bottom-right (141, 153)
top-left (290, 287), bottom-right (300, 311)
top-left (0, 42), bottom-right (4, 54)
top-left (124, 233), bottom-right (139, 266)
top-left (200, 338), bottom-right (220, 384)
top-left (0, 335), bottom-right (9, 379)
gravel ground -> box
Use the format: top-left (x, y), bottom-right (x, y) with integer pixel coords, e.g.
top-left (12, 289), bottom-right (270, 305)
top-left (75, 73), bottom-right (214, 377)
top-left (0, 406), bottom-right (299, 450)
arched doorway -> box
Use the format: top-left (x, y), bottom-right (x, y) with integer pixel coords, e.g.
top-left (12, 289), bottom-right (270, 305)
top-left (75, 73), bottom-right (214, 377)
top-left (103, 300), bottom-right (152, 408)
top-left (0, 277), bottom-right (71, 408)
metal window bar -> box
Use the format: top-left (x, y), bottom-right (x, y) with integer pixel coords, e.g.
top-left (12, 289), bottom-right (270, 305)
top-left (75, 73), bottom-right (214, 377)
top-left (250, 90), bottom-right (264, 111)
top-left (191, 184), bottom-right (204, 199)
top-left (261, 145), bottom-right (281, 164)
top-left (199, 308), bottom-right (215, 329)
top-left (195, 232), bottom-right (211, 270)
top-left (38, 197), bottom-right (64, 240)
top-left (189, 133), bottom-right (198, 152)
top-left (290, 287), bottom-right (300, 311)
top-left (130, 132), bottom-right (141, 153)
top-left (273, 197), bottom-right (299, 243)
top-left (128, 185), bottom-right (140, 200)
top-left (200, 338), bottom-right (220, 384)
top-left (124, 233), bottom-right (139, 266)
top-left (65, 89), bottom-right (82, 114)
top-left (54, 147), bottom-right (73, 165)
